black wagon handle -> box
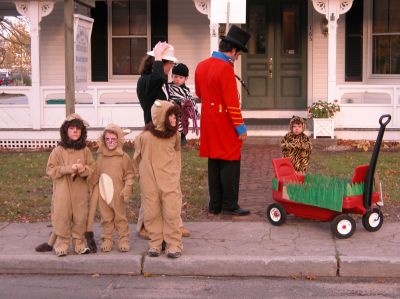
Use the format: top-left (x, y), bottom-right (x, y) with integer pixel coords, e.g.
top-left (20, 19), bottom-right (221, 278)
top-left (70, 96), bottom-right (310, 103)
top-left (379, 114), bottom-right (391, 127)
top-left (363, 114), bottom-right (391, 210)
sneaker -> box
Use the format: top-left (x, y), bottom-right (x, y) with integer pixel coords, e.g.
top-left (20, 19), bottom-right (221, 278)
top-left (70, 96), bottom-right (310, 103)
top-left (167, 251), bottom-right (182, 259)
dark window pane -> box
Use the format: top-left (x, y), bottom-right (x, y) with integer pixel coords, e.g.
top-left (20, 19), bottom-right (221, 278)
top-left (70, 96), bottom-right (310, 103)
top-left (112, 38), bottom-right (147, 75)
top-left (248, 4), bottom-right (266, 54)
top-left (373, 36), bottom-right (400, 74)
top-left (130, 0), bottom-right (147, 35)
top-left (112, 1), bottom-right (130, 35)
top-left (282, 5), bottom-right (299, 55)
top-left (373, 0), bottom-right (388, 33)
top-left (389, 0), bottom-right (400, 32)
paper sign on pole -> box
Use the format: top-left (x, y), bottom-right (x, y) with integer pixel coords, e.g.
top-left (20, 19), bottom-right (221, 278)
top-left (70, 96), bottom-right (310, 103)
top-left (210, 0), bottom-right (246, 24)
top-left (73, 14), bottom-right (93, 91)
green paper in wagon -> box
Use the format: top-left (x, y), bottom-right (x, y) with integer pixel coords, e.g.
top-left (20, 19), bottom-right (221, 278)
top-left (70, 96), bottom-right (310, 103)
top-left (285, 174), bottom-right (347, 212)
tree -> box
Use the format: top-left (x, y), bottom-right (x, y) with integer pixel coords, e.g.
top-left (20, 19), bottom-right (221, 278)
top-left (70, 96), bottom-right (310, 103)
top-left (0, 16), bottom-right (31, 85)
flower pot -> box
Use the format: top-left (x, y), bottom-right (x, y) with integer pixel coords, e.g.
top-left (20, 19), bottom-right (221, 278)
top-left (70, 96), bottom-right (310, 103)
top-left (313, 118), bottom-right (334, 139)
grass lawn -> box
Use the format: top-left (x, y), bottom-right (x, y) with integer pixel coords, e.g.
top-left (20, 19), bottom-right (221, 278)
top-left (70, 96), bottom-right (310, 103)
top-left (0, 147), bottom-right (209, 223)
top-left (0, 148), bottom-right (398, 222)
top-left (308, 151), bottom-right (399, 204)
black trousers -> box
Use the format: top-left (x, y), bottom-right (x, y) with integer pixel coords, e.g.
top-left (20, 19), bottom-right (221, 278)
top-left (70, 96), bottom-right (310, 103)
top-left (207, 158), bottom-right (241, 212)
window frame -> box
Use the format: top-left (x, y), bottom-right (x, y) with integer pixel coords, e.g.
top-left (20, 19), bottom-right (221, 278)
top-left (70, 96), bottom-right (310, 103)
top-left (107, 0), bottom-right (151, 80)
top-left (366, 0), bottom-right (400, 80)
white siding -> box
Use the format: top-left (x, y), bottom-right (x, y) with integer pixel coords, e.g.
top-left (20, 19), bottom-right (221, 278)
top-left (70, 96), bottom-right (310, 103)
top-left (40, 1), bottom-right (65, 85)
top-left (168, 0), bottom-right (210, 90)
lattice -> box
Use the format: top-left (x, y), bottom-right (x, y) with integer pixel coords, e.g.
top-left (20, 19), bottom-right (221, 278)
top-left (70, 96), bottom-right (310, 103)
top-left (0, 139), bottom-right (59, 149)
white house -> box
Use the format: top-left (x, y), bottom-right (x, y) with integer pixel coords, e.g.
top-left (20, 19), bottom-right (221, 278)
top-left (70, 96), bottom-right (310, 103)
top-left (0, 0), bottom-right (399, 148)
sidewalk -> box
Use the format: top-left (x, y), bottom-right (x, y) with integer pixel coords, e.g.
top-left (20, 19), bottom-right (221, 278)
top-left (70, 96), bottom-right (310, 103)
top-left (0, 221), bottom-right (399, 278)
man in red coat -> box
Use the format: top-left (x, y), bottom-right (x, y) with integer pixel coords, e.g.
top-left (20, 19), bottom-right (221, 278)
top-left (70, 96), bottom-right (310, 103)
top-left (195, 25), bottom-right (250, 216)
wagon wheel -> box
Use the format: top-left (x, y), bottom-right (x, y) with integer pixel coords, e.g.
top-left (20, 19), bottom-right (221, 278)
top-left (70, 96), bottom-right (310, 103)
top-left (266, 203), bottom-right (286, 226)
top-left (330, 214), bottom-right (356, 239)
top-left (362, 207), bottom-right (384, 232)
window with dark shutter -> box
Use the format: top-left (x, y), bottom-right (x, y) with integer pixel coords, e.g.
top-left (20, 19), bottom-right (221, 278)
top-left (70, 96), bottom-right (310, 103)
top-left (91, 1), bottom-right (108, 81)
top-left (345, 0), bottom-right (363, 81)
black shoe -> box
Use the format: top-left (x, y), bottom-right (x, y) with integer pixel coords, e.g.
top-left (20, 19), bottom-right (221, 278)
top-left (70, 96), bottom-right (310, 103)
top-left (208, 209), bottom-right (221, 215)
top-left (222, 208), bottom-right (250, 216)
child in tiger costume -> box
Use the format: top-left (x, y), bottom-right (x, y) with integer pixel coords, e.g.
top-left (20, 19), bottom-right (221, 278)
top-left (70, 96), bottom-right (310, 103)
top-left (280, 116), bottom-right (312, 174)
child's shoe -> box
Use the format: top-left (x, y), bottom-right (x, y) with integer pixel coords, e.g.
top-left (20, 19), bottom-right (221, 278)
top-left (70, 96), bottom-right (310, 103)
top-left (35, 242), bottom-right (53, 252)
top-left (147, 247), bottom-right (161, 257)
top-left (84, 231), bottom-right (97, 253)
top-left (54, 243), bottom-right (68, 257)
top-left (166, 251), bottom-right (182, 259)
top-left (118, 239), bottom-right (130, 252)
top-left (101, 239), bottom-right (113, 252)
top-left (74, 239), bottom-right (90, 254)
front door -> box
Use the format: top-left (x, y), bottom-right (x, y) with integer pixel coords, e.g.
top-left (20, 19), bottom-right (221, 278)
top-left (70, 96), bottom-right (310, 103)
top-left (242, 0), bottom-right (307, 109)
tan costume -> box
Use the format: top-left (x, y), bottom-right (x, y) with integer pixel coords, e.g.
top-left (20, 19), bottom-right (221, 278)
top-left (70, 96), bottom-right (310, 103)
top-left (46, 114), bottom-right (95, 256)
top-left (134, 100), bottom-right (183, 256)
top-left (87, 124), bottom-right (134, 252)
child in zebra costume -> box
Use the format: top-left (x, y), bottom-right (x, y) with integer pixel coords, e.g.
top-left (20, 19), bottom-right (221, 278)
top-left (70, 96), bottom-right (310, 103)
top-left (168, 63), bottom-right (199, 145)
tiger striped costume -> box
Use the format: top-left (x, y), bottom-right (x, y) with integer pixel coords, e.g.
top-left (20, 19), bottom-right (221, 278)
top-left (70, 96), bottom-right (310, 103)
top-left (280, 116), bottom-right (312, 173)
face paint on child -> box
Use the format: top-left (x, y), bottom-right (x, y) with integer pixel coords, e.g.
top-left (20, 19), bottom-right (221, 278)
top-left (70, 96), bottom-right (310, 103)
top-left (104, 132), bottom-right (118, 150)
top-left (169, 113), bottom-right (177, 128)
top-left (67, 125), bottom-right (82, 141)
top-left (292, 123), bottom-right (304, 135)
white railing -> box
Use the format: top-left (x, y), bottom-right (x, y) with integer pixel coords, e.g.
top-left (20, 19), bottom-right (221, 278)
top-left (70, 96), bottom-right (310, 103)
top-left (336, 85), bottom-right (400, 129)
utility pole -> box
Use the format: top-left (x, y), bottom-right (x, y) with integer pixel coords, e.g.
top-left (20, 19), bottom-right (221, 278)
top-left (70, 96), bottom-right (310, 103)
top-left (64, 0), bottom-right (75, 116)
top-left (64, 0), bottom-right (95, 116)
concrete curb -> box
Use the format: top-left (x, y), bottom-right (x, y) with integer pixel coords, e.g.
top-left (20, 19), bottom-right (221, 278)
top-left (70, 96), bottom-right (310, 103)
top-left (0, 254), bottom-right (142, 275)
top-left (143, 255), bottom-right (337, 277)
top-left (339, 257), bottom-right (400, 277)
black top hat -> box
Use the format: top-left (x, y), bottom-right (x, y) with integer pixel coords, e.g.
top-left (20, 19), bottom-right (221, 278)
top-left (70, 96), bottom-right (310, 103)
top-left (221, 25), bottom-right (250, 53)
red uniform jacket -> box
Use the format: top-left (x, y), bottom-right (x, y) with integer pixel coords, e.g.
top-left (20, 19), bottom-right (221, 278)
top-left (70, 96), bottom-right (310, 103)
top-left (195, 52), bottom-right (247, 161)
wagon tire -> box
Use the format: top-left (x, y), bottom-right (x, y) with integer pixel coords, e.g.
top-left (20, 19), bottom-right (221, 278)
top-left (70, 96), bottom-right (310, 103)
top-left (266, 203), bottom-right (286, 226)
top-left (331, 214), bottom-right (356, 239)
top-left (362, 208), bottom-right (384, 232)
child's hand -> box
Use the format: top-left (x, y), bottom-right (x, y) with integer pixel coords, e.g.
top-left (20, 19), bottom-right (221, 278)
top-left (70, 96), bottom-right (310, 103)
top-left (75, 159), bottom-right (85, 173)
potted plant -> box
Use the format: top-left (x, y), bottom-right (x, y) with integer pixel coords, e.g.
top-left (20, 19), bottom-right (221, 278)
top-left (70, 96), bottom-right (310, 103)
top-left (308, 100), bottom-right (340, 139)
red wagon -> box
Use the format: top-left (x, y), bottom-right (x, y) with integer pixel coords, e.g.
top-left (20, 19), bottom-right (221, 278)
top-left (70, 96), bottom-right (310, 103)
top-left (267, 115), bottom-right (391, 239)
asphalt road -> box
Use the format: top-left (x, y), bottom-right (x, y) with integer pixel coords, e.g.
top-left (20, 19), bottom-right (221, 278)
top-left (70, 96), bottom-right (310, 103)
top-left (0, 275), bottom-right (399, 299)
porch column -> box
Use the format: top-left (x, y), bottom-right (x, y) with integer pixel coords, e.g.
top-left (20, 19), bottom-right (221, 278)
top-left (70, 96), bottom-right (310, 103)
top-left (311, 0), bottom-right (353, 102)
top-left (15, 1), bottom-right (54, 130)
top-left (193, 0), bottom-right (219, 53)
